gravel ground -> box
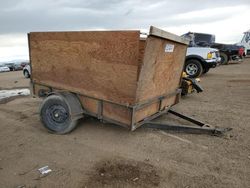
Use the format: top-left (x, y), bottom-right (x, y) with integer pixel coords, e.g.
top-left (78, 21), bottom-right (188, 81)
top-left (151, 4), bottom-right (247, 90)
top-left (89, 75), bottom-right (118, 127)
top-left (0, 59), bottom-right (249, 188)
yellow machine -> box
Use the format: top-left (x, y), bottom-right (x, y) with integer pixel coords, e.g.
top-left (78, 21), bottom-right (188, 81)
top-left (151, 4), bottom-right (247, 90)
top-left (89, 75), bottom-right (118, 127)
top-left (181, 72), bottom-right (203, 95)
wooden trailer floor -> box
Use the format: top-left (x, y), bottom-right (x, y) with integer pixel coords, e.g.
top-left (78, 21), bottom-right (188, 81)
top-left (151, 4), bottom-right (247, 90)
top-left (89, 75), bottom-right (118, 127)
top-left (0, 59), bottom-right (250, 188)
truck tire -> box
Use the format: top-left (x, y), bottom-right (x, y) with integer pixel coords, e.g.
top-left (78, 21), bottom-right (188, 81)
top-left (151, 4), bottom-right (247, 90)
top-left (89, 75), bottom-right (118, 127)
top-left (220, 52), bottom-right (229, 65)
top-left (185, 59), bottom-right (203, 78)
top-left (23, 70), bottom-right (30, 78)
top-left (40, 94), bottom-right (81, 134)
top-left (203, 68), bottom-right (210, 74)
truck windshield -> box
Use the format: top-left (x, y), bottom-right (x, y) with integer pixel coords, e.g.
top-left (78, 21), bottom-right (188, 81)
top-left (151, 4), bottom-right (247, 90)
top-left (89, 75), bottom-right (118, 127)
top-left (194, 34), bottom-right (215, 46)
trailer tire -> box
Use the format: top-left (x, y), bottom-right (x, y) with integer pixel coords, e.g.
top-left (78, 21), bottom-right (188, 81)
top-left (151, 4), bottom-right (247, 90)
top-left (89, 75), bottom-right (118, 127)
top-left (40, 93), bottom-right (82, 134)
top-left (220, 52), bottom-right (229, 65)
top-left (185, 59), bottom-right (203, 78)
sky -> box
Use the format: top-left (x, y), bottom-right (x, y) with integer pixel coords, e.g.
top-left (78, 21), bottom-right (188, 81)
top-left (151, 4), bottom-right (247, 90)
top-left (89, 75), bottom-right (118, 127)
top-left (0, 0), bottom-right (250, 62)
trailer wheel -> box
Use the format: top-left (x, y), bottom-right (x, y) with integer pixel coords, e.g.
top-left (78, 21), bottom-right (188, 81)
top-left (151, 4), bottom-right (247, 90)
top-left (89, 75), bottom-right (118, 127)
top-left (220, 52), bottom-right (229, 65)
top-left (40, 93), bottom-right (83, 134)
top-left (185, 59), bottom-right (203, 78)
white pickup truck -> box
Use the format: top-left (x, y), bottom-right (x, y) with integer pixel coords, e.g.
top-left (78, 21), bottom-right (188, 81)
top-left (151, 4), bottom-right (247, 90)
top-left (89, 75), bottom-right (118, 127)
top-left (23, 64), bottom-right (31, 78)
top-left (182, 33), bottom-right (221, 77)
top-left (184, 47), bottom-right (220, 77)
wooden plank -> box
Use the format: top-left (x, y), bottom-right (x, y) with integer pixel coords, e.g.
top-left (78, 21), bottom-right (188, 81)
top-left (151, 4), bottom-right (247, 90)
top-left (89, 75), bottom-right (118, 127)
top-left (149, 26), bottom-right (189, 45)
top-left (103, 103), bottom-right (132, 126)
top-left (137, 39), bottom-right (146, 80)
top-left (78, 96), bottom-right (99, 114)
top-left (135, 35), bottom-right (187, 105)
top-left (160, 96), bottom-right (176, 110)
top-left (134, 102), bottom-right (159, 123)
top-left (29, 31), bottom-right (140, 105)
top-left (134, 95), bottom-right (177, 124)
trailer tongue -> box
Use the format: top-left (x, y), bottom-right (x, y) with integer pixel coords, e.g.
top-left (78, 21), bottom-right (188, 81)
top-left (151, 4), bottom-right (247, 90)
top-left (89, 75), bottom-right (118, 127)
top-left (143, 109), bottom-right (232, 135)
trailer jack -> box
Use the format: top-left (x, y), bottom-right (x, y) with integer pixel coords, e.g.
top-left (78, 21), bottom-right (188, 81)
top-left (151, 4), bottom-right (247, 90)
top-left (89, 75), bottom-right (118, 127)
top-left (143, 109), bottom-right (232, 135)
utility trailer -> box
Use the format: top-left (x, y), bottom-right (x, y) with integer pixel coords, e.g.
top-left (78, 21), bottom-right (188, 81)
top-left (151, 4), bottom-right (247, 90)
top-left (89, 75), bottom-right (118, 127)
top-left (28, 26), bottom-right (231, 135)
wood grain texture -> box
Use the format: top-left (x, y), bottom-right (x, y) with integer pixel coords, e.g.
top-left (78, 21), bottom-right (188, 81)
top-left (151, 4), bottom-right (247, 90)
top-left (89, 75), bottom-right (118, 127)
top-left (134, 102), bottom-right (159, 123)
top-left (103, 102), bottom-right (132, 125)
top-left (160, 96), bottom-right (176, 110)
top-left (138, 39), bottom-right (146, 80)
top-left (133, 36), bottom-right (186, 123)
top-left (136, 36), bottom-right (187, 103)
top-left (78, 96), bottom-right (99, 114)
top-left (30, 31), bottom-right (140, 105)
top-left (149, 26), bottom-right (189, 45)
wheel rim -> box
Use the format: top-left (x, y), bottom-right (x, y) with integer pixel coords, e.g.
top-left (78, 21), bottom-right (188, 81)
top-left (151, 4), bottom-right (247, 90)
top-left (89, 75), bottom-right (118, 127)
top-left (186, 63), bottom-right (198, 75)
top-left (46, 104), bottom-right (69, 125)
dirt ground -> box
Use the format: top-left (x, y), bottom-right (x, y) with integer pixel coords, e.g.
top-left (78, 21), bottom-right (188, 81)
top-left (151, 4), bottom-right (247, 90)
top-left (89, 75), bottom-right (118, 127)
top-left (0, 70), bottom-right (29, 89)
top-left (0, 59), bottom-right (250, 188)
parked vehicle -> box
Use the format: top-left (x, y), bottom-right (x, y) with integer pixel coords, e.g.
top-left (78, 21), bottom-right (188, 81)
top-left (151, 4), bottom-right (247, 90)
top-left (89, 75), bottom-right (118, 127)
top-left (4, 63), bottom-right (15, 71)
top-left (238, 29), bottom-right (250, 56)
top-left (20, 62), bottom-right (29, 68)
top-left (23, 64), bottom-right (31, 78)
top-left (210, 43), bottom-right (245, 64)
top-left (0, 65), bottom-right (10, 72)
top-left (185, 47), bottom-right (220, 77)
top-left (14, 64), bottom-right (23, 71)
top-left (182, 33), bottom-right (220, 78)
top-left (183, 32), bottom-right (244, 65)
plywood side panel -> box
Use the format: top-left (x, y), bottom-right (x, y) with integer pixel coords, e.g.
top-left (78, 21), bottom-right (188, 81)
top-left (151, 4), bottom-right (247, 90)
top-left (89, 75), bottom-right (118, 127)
top-left (160, 96), bottom-right (176, 110)
top-left (78, 96), bottom-right (99, 114)
top-left (138, 39), bottom-right (146, 80)
top-left (134, 102), bottom-right (159, 123)
top-left (103, 103), bottom-right (132, 126)
top-left (30, 31), bottom-right (140, 105)
top-left (134, 96), bottom-right (177, 123)
top-left (136, 36), bottom-right (187, 103)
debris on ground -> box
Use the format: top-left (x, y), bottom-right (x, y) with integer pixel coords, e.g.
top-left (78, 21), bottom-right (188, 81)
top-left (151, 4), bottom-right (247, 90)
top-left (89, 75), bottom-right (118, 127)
top-left (38, 166), bottom-right (52, 175)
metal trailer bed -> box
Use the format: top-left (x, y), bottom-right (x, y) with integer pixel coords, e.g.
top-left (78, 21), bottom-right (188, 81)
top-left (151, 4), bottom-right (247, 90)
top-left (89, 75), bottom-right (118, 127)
top-left (28, 26), bottom-right (231, 135)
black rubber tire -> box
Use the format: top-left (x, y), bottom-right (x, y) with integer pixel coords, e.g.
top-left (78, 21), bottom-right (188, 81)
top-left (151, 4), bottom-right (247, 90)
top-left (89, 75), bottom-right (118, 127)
top-left (203, 68), bottom-right (210, 74)
top-left (23, 70), bottom-right (30, 78)
top-left (220, 52), bottom-right (229, 65)
top-left (185, 59), bottom-right (203, 78)
top-left (40, 94), bottom-right (78, 134)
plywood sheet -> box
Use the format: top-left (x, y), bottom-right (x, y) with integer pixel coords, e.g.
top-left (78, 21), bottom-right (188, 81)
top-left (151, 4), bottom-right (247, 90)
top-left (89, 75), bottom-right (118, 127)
top-left (138, 39), bottom-right (146, 80)
top-left (134, 102), bottom-right (159, 123)
top-left (103, 102), bottom-right (132, 125)
top-left (78, 96), bottom-right (99, 114)
top-left (29, 31), bottom-right (140, 105)
top-left (160, 96), bottom-right (176, 110)
top-left (136, 36), bottom-right (187, 104)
